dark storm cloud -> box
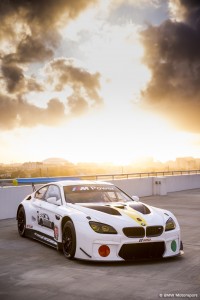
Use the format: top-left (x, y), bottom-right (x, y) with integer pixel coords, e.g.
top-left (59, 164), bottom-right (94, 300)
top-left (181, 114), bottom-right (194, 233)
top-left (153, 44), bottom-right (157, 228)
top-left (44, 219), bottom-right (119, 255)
top-left (141, 0), bottom-right (200, 132)
top-left (0, 56), bottom-right (102, 129)
top-left (0, 0), bottom-right (96, 40)
top-left (0, 94), bottom-right (66, 129)
top-left (0, 0), bottom-right (99, 129)
top-left (1, 60), bottom-right (44, 94)
top-left (46, 58), bottom-right (102, 115)
top-left (0, 0), bottom-right (96, 67)
top-left (0, 0), bottom-right (97, 68)
top-left (15, 36), bottom-right (54, 63)
top-left (2, 36), bottom-right (54, 66)
top-left (1, 63), bottom-right (24, 93)
top-left (174, 0), bottom-right (200, 24)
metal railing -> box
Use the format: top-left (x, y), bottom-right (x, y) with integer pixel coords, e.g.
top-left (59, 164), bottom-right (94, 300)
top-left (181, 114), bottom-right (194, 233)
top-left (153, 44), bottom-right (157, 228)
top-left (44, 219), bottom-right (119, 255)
top-left (79, 169), bottom-right (200, 180)
top-left (0, 169), bottom-right (200, 186)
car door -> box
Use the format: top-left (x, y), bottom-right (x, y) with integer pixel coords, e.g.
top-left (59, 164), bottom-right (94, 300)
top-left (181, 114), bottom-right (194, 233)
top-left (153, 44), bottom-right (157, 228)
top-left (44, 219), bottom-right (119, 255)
top-left (31, 185), bottom-right (49, 232)
top-left (39, 184), bottom-right (62, 240)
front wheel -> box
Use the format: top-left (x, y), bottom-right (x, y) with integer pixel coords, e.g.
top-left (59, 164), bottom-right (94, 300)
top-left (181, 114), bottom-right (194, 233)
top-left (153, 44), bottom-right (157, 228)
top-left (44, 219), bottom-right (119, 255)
top-left (62, 221), bottom-right (76, 259)
top-left (17, 206), bottom-right (26, 237)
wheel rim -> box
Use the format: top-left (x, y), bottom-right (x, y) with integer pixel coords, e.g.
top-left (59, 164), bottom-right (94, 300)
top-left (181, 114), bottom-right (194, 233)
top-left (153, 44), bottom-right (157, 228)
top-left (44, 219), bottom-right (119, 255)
top-left (18, 210), bottom-right (25, 234)
top-left (63, 227), bottom-right (73, 256)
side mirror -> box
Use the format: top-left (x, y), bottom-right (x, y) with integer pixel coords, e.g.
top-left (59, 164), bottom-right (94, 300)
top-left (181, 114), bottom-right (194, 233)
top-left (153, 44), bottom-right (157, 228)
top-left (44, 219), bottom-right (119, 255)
top-left (131, 195), bottom-right (139, 202)
top-left (47, 197), bottom-right (61, 206)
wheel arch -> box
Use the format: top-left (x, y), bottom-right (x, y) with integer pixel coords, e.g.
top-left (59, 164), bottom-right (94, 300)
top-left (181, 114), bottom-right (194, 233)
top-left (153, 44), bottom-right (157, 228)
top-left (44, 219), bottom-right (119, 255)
top-left (61, 216), bottom-right (74, 231)
top-left (16, 204), bottom-right (24, 220)
top-left (61, 216), bottom-right (77, 259)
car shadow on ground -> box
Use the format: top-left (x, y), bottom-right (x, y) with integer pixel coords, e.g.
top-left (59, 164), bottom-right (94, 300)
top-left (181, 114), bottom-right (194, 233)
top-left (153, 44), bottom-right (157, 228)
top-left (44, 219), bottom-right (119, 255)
top-left (73, 253), bottom-right (184, 268)
top-left (29, 236), bottom-right (184, 268)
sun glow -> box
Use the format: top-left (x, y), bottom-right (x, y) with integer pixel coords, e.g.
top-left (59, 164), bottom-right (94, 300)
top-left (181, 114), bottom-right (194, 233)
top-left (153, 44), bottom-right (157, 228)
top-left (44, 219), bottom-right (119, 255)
top-left (2, 102), bottom-right (198, 166)
top-left (0, 1), bottom-right (199, 166)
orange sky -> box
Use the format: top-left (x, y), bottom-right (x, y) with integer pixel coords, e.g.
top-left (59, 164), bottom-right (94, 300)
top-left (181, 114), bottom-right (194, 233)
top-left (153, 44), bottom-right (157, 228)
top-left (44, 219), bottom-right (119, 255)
top-left (0, 0), bottom-right (200, 164)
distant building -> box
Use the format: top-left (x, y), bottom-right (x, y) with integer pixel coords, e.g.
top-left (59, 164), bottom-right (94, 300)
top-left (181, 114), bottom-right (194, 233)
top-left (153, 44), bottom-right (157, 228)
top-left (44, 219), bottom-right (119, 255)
top-left (176, 157), bottom-right (196, 170)
top-left (22, 162), bottom-right (44, 170)
top-left (43, 157), bottom-right (68, 166)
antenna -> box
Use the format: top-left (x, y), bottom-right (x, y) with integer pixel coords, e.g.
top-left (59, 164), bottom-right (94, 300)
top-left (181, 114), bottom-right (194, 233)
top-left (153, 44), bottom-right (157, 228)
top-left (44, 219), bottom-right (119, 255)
top-left (32, 183), bottom-right (36, 192)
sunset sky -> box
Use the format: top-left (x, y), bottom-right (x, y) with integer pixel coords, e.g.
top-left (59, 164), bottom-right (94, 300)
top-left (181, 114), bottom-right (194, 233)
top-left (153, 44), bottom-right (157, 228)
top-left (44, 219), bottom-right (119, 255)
top-left (0, 0), bottom-right (200, 165)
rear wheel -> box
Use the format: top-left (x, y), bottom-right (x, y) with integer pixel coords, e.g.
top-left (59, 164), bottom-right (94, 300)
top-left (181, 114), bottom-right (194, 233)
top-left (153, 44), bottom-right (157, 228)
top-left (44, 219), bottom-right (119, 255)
top-left (62, 221), bottom-right (76, 259)
top-left (17, 206), bottom-right (26, 237)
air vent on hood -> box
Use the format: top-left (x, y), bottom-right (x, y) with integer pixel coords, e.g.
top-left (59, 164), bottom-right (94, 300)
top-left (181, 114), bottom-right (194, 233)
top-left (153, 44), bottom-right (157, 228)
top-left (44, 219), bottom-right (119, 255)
top-left (112, 204), bottom-right (126, 209)
top-left (129, 203), bottom-right (151, 215)
top-left (81, 205), bottom-right (121, 216)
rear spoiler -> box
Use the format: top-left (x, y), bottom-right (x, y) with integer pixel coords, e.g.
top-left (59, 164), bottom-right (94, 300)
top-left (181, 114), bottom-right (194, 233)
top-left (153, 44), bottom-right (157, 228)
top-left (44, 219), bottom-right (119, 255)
top-left (0, 176), bottom-right (80, 191)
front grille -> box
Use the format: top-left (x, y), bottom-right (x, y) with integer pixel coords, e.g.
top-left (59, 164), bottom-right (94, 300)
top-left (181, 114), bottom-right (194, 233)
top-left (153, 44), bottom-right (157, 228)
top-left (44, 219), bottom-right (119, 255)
top-left (146, 226), bottom-right (163, 237)
top-left (123, 227), bottom-right (145, 238)
top-left (118, 242), bottom-right (165, 260)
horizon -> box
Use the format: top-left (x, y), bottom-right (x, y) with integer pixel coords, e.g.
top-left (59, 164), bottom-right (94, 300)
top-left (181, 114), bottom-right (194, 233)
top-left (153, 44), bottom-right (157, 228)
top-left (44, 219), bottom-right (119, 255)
top-left (0, 1), bottom-right (200, 165)
top-left (1, 155), bottom-right (200, 167)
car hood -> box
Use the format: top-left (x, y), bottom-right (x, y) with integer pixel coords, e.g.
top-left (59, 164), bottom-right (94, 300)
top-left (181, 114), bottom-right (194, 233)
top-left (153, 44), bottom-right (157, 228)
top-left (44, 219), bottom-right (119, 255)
top-left (67, 201), bottom-right (168, 228)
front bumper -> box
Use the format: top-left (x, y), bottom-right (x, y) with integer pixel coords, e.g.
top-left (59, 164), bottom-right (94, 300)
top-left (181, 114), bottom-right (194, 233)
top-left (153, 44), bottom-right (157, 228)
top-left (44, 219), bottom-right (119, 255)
top-left (75, 224), bottom-right (182, 261)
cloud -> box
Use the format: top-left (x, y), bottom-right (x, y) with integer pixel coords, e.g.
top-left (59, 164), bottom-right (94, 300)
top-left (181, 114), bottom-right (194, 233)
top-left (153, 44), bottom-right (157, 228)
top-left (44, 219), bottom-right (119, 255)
top-left (0, 0), bottom-right (101, 129)
top-left (0, 60), bottom-right (44, 94)
top-left (0, 55), bottom-right (103, 129)
top-left (0, 94), bottom-right (66, 129)
top-left (1, 63), bottom-right (24, 93)
top-left (68, 94), bottom-right (89, 116)
top-left (46, 58), bottom-right (102, 114)
top-left (0, 0), bottom-right (97, 41)
top-left (169, 0), bottom-right (200, 24)
top-left (0, 56), bottom-right (103, 129)
top-left (0, 0), bottom-right (97, 66)
top-left (13, 36), bottom-right (54, 64)
top-left (141, 0), bottom-right (200, 133)
top-left (108, 0), bottom-right (167, 26)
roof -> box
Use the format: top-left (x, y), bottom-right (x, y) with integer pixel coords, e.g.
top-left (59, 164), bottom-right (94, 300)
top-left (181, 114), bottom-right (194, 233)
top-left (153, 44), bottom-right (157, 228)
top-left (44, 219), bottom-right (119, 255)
top-left (57, 180), bottom-right (113, 187)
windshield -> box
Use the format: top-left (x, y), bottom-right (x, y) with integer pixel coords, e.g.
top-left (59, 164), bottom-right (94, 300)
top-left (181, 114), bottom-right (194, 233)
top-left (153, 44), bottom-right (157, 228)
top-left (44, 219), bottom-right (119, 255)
top-left (63, 184), bottom-right (132, 204)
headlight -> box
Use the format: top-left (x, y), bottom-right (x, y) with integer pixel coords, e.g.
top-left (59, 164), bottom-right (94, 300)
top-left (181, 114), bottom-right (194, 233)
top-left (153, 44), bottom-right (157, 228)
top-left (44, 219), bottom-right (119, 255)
top-left (165, 217), bottom-right (176, 231)
top-left (89, 221), bottom-right (117, 234)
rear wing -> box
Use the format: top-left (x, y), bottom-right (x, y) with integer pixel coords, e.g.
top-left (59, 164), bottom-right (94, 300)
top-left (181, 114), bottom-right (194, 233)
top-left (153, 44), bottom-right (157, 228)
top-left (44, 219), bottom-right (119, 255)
top-left (0, 176), bottom-right (80, 191)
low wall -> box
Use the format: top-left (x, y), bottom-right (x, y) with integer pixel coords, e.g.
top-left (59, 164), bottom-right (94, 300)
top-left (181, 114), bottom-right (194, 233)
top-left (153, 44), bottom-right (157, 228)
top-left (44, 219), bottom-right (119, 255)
top-left (109, 174), bottom-right (200, 196)
top-left (0, 174), bottom-right (200, 220)
top-left (108, 177), bottom-right (153, 197)
top-left (0, 186), bottom-right (33, 220)
top-left (165, 175), bottom-right (200, 192)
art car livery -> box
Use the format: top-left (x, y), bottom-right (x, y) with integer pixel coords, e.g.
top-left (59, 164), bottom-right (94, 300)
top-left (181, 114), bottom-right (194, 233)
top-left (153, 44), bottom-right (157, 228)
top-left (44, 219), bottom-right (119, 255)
top-left (16, 180), bottom-right (184, 261)
top-left (37, 213), bottom-right (54, 229)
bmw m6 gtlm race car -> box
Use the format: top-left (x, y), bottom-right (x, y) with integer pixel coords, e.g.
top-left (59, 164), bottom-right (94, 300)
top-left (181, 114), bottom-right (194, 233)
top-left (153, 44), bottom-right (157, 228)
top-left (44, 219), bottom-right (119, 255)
top-left (17, 180), bottom-right (183, 261)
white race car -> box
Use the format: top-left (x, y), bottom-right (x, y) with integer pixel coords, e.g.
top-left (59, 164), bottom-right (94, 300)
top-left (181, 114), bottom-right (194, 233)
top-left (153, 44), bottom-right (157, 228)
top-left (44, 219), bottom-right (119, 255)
top-left (16, 180), bottom-right (183, 261)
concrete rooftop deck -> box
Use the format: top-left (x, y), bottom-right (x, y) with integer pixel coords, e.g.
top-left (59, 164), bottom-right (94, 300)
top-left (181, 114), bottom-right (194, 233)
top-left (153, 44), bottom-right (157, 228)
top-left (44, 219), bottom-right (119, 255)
top-left (0, 189), bottom-right (200, 300)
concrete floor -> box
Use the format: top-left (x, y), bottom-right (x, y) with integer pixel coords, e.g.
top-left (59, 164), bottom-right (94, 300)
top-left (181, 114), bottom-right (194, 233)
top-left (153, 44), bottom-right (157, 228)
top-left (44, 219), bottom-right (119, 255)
top-left (0, 189), bottom-right (200, 300)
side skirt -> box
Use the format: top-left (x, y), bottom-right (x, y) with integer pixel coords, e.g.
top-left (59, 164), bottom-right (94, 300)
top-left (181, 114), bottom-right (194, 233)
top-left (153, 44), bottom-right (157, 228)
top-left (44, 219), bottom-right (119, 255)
top-left (25, 229), bottom-right (58, 249)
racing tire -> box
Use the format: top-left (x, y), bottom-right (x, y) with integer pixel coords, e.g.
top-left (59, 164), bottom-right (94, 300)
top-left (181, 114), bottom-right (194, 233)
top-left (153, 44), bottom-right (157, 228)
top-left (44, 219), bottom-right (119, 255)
top-left (62, 221), bottom-right (76, 259)
top-left (17, 206), bottom-right (26, 237)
